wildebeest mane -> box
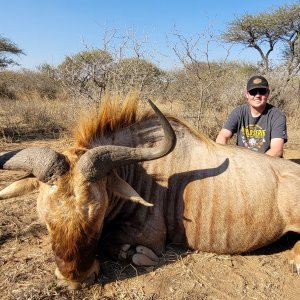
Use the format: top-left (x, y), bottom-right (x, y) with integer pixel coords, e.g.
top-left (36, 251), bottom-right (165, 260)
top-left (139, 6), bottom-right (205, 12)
top-left (73, 92), bottom-right (214, 149)
top-left (73, 93), bottom-right (146, 148)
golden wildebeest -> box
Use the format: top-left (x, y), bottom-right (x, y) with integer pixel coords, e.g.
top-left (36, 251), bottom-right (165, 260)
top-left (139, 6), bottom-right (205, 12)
top-left (0, 95), bottom-right (299, 289)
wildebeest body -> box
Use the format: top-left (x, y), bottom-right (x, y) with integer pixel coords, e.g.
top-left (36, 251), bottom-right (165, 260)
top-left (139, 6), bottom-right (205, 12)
top-left (100, 118), bottom-right (299, 255)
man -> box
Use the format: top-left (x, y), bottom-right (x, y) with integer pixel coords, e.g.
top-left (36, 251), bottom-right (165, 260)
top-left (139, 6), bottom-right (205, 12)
top-left (216, 75), bottom-right (287, 157)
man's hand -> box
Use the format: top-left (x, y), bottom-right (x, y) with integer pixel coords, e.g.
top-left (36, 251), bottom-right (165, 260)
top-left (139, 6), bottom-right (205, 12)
top-left (265, 138), bottom-right (285, 157)
top-left (216, 129), bottom-right (233, 145)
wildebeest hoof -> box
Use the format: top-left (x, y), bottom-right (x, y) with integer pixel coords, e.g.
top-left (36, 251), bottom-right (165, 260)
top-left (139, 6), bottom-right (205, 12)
top-left (131, 245), bottom-right (159, 266)
top-left (118, 244), bottom-right (133, 260)
top-left (136, 245), bottom-right (159, 262)
top-left (132, 253), bottom-right (159, 266)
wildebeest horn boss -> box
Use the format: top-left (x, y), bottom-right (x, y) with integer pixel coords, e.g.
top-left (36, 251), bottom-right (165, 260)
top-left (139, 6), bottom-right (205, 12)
top-left (0, 147), bottom-right (69, 183)
top-left (0, 95), bottom-right (300, 290)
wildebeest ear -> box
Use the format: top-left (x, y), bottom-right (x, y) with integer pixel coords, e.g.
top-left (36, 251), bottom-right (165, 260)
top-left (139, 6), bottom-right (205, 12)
top-left (0, 178), bottom-right (40, 200)
top-left (107, 170), bottom-right (153, 207)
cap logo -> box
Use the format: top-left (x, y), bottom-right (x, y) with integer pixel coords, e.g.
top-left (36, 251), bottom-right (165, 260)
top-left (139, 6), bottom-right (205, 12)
top-left (253, 78), bottom-right (262, 84)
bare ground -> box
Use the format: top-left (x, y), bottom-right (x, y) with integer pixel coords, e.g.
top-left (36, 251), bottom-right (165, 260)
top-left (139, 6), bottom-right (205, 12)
top-left (0, 135), bottom-right (300, 300)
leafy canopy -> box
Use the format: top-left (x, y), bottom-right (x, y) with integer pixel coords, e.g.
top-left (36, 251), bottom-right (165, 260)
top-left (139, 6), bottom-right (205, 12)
top-left (222, 3), bottom-right (300, 75)
top-left (0, 36), bottom-right (24, 69)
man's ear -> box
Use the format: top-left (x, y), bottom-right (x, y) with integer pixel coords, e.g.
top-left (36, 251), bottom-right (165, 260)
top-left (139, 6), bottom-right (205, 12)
top-left (107, 170), bottom-right (153, 207)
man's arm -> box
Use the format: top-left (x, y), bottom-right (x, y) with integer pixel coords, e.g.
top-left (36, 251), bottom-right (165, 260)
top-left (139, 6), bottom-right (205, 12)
top-left (265, 138), bottom-right (285, 157)
top-left (216, 128), bottom-right (233, 145)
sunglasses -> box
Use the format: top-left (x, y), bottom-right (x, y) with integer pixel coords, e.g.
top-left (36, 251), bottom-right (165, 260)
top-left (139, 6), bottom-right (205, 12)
top-left (248, 88), bottom-right (268, 96)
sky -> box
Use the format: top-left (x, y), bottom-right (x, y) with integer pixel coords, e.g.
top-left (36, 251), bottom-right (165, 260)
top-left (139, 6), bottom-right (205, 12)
top-left (0, 0), bottom-right (297, 71)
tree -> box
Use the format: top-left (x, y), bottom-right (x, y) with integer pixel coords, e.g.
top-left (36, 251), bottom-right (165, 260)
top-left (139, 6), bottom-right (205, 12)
top-left (222, 3), bottom-right (300, 77)
top-left (56, 49), bottom-right (113, 101)
top-left (110, 57), bottom-right (165, 96)
top-left (0, 35), bottom-right (24, 69)
top-left (169, 28), bottom-right (232, 131)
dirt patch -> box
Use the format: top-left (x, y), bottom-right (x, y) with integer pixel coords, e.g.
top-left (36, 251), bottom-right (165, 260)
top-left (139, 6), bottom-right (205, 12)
top-left (0, 139), bottom-right (300, 300)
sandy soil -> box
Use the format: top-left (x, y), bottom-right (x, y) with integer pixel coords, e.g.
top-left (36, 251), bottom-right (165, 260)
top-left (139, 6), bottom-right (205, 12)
top-left (0, 137), bottom-right (299, 300)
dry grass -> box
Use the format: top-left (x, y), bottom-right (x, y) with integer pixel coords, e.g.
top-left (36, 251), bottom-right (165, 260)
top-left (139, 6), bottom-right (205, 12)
top-left (0, 98), bottom-right (67, 143)
top-left (1, 90), bottom-right (299, 144)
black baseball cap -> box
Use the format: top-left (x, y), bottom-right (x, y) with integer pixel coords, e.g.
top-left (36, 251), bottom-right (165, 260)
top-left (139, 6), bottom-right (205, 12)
top-left (247, 75), bottom-right (269, 91)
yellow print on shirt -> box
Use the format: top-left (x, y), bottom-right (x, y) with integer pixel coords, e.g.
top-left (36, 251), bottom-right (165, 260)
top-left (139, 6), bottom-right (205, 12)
top-left (241, 126), bottom-right (266, 138)
top-left (240, 124), bottom-right (266, 151)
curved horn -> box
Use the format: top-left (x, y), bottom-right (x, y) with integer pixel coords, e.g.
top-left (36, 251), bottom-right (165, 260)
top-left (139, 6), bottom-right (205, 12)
top-left (0, 147), bottom-right (69, 183)
top-left (77, 99), bottom-right (176, 181)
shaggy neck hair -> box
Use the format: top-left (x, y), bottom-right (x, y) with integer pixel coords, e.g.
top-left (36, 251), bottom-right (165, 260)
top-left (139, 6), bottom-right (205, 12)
top-left (73, 92), bottom-right (214, 149)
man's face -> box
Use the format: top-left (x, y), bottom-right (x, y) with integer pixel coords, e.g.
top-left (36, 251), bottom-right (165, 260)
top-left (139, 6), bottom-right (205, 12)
top-left (246, 88), bottom-right (269, 110)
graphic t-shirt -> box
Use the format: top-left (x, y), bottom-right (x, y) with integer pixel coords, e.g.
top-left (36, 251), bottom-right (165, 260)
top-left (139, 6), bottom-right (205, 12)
top-left (223, 103), bottom-right (287, 153)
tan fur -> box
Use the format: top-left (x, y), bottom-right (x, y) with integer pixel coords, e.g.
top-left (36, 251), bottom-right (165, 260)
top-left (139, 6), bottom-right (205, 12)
top-left (72, 92), bottom-right (203, 149)
top-left (0, 178), bottom-right (40, 199)
top-left (34, 148), bottom-right (109, 283)
top-left (108, 170), bottom-right (153, 206)
top-left (74, 92), bottom-right (141, 148)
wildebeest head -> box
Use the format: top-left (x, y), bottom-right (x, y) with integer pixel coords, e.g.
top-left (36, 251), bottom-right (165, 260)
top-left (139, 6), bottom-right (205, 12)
top-left (0, 100), bottom-right (176, 289)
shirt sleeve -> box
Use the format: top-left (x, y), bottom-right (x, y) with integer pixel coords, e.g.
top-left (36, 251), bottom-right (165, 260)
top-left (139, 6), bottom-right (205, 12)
top-left (223, 107), bottom-right (240, 134)
top-left (271, 111), bottom-right (288, 142)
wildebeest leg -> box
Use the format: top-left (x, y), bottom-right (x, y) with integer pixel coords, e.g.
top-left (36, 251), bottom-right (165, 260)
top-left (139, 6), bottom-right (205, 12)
top-left (101, 218), bottom-right (167, 259)
top-left (100, 234), bottom-right (162, 267)
top-left (289, 241), bottom-right (300, 275)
